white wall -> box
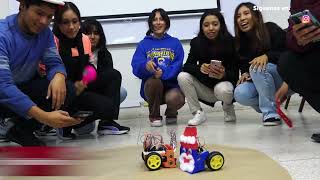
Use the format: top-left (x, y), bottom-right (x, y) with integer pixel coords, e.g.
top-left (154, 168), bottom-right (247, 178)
top-left (0, 0), bottom-right (9, 19)
top-left (260, 0), bottom-right (291, 28)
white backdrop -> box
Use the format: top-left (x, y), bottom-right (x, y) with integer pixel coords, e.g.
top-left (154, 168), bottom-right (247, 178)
top-left (69, 0), bottom-right (219, 17)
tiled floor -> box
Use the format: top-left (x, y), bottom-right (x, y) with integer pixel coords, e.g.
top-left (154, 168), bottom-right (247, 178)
top-left (1, 94), bottom-right (319, 180)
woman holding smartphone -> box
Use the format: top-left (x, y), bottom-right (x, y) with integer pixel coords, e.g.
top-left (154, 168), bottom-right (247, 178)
top-left (131, 8), bottom-right (185, 127)
top-left (233, 2), bottom-right (286, 126)
top-left (178, 10), bottom-right (239, 126)
top-left (276, 0), bottom-right (320, 142)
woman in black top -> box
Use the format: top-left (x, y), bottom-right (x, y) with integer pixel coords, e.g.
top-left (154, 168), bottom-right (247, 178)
top-left (233, 2), bottom-right (286, 126)
top-left (52, 2), bottom-right (129, 139)
top-left (177, 10), bottom-right (239, 126)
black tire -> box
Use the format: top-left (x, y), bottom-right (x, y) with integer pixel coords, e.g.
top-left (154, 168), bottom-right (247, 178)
top-left (206, 151), bottom-right (224, 171)
top-left (141, 152), bottom-right (145, 161)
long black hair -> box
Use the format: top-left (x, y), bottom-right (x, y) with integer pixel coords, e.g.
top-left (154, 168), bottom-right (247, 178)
top-left (52, 1), bottom-right (84, 57)
top-left (234, 2), bottom-right (271, 53)
top-left (198, 9), bottom-right (234, 58)
top-left (82, 18), bottom-right (107, 51)
top-left (146, 8), bottom-right (170, 36)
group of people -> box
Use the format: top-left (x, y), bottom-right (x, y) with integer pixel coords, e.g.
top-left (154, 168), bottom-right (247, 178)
top-left (0, 0), bottom-right (319, 147)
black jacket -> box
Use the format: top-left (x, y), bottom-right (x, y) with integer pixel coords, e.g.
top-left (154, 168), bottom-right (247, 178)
top-left (96, 48), bottom-right (114, 74)
top-left (183, 36), bottom-right (239, 88)
top-left (238, 22), bottom-right (286, 74)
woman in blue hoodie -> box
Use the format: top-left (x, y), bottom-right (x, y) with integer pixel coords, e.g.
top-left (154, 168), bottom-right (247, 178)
top-left (131, 8), bottom-right (185, 127)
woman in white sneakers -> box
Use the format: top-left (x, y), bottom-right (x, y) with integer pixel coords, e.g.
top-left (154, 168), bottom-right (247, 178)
top-left (178, 10), bottom-right (239, 126)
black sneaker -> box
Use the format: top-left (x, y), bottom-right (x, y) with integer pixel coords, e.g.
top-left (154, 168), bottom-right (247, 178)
top-left (97, 120), bottom-right (130, 135)
top-left (6, 123), bottom-right (46, 146)
top-left (35, 125), bottom-right (56, 136)
top-left (0, 134), bottom-right (9, 143)
top-left (263, 117), bottom-right (281, 126)
top-left (311, 133), bottom-right (320, 143)
top-left (56, 128), bottom-right (76, 140)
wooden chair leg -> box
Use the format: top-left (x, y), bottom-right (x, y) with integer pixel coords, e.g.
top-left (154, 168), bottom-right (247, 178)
top-left (298, 97), bottom-right (306, 113)
top-left (284, 96), bottom-right (291, 109)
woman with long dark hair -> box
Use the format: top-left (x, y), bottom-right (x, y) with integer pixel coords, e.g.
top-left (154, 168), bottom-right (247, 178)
top-left (52, 2), bottom-right (129, 139)
top-left (131, 8), bottom-right (185, 127)
top-left (233, 2), bottom-right (286, 126)
top-left (178, 10), bottom-right (238, 126)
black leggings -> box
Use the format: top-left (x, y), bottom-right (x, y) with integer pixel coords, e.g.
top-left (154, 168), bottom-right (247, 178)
top-left (71, 69), bottom-right (122, 129)
top-left (277, 50), bottom-right (320, 112)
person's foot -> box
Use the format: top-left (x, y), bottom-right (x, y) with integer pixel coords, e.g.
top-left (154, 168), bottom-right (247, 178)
top-left (6, 124), bottom-right (46, 146)
top-left (311, 133), bottom-right (320, 143)
top-left (0, 134), bottom-right (9, 143)
top-left (188, 110), bottom-right (207, 126)
top-left (35, 125), bottom-right (56, 136)
top-left (149, 116), bottom-right (163, 127)
top-left (263, 117), bottom-right (281, 126)
top-left (74, 122), bottom-right (96, 135)
top-left (165, 116), bottom-right (177, 125)
top-left (223, 105), bottom-right (236, 122)
top-left (98, 120), bottom-right (130, 135)
top-left (56, 128), bottom-right (76, 140)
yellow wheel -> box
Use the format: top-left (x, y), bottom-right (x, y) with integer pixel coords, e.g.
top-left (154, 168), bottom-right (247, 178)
top-left (145, 152), bottom-right (162, 171)
top-left (206, 151), bottom-right (224, 171)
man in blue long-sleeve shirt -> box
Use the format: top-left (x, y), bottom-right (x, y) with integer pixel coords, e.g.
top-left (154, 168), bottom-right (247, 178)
top-left (0, 0), bottom-right (80, 146)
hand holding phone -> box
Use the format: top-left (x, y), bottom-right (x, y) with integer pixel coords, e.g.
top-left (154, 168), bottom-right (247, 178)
top-left (209, 60), bottom-right (224, 79)
top-left (290, 10), bottom-right (320, 45)
top-left (290, 10), bottom-right (320, 26)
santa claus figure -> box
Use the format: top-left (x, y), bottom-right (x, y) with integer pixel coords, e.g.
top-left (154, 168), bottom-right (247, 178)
top-left (179, 126), bottom-right (209, 174)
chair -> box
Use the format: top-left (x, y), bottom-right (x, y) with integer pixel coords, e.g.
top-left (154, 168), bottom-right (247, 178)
top-left (284, 95), bottom-right (306, 113)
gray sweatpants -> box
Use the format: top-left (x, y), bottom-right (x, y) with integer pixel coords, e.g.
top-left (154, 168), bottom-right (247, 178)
top-left (177, 72), bottom-right (234, 114)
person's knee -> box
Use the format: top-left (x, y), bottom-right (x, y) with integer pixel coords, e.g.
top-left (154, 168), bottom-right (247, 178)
top-left (234, 85), bottom-right (252, 105)
top-left (166, 91), bottom-right (185, 108)
top-left (177, 72), bottom-right (192, 86)
top-left (145, 78), bottom-right (163, 90)
top-left (214, 82), bottom-right (234, 96)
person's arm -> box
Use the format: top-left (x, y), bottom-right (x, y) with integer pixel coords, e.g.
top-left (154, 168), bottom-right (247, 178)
top-left (182, 39), bottom-right (202, 77)
top-left (161, 39), bottom-right (184, 80)
top-left (97, 48), bottom-right (114, 71)
top-left (42, 32), bottom-right (67, 110)
top-left (0, 36), bottom-right (36, 119)
top-left (223, 42), bottom-right (240, 86)
top-left (265, 22), bottom-right (286, 64)
top-left (131, 42), bottom-right (153, 80)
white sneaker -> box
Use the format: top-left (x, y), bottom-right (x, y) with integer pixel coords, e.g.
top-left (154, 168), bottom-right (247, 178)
top-left (223, 105), bottom-right (236, 122)
top-left (188, 110), bottom-right (207, 126)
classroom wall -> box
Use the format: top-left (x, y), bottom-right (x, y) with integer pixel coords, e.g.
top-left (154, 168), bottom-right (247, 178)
top-left (0, 0), bottom-right (9, 19)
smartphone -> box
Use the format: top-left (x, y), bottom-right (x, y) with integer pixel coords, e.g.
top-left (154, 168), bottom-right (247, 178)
top-left (209, 60), bottom-right (222, 78)
top-left (72, 111), bottom-right (93, 120)
top-left (290, 10), bottom-right (320, 26)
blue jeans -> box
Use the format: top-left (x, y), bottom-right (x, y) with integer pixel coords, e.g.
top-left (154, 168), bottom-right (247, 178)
top-left (234, 63), bottom-right (283, 120)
